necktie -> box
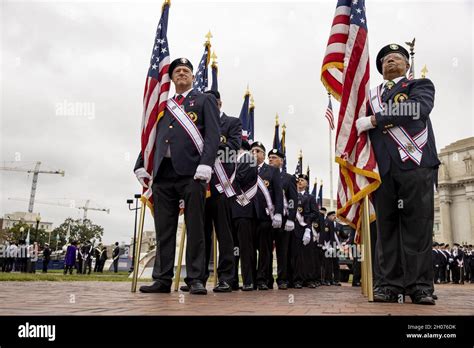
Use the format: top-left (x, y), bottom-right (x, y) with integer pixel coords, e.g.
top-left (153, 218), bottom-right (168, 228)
top-left (175, 94), bottom-right (184, 103)
top-left (381, 80), bottom-right (394, 100)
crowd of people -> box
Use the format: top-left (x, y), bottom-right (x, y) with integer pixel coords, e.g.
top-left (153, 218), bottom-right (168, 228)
top-left (0, 240), bottom-right (121, 274)
top-left (432, 243), bottom-right (474, 284)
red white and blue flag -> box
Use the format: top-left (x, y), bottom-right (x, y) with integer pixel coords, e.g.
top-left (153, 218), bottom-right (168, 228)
top-left (140, 2), bottom-right (171, 206)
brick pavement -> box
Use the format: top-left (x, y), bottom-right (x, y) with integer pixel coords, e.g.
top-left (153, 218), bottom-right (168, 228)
top-left (0, 282), bottom-right (472, 316)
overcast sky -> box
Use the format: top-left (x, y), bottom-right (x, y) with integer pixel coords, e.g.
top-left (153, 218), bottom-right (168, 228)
top-left (1, 0), bottom-right (473, 244)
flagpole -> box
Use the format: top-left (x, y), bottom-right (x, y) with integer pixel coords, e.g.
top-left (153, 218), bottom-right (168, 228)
top-left (131, 200), bottom-right (146, 293)
top-left (361, 195), bottom-right (374, 301)
top-left (329, 125), bottom-right (334, 210)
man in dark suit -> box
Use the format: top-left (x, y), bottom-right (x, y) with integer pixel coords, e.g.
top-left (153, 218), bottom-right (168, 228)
top-left (230, 139), bottom-right (258, 291)
top-left (290, 174), bottom-right (319, 288)
top-left (199, 90), bottom-right (241, 292)
top-left (432, 242), bottom-right (441, 284)
top-left (357, 44), bottom-right (440, 305)
top-left (112, 242), bottom-right (120, 273)
top-left (268, 148), bottom-right (297, 290)
top-left (321, 211), bottom-right (341, 286)
top-left (250, 141), bottom-right (283, 290)
top-left (135, 57), bottom-right (220, 295)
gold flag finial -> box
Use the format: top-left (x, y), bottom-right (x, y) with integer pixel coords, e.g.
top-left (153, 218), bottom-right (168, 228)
top-left (298, 149), bottom-right (303, 158)
top-left (211, 50), bottom-right (218, 66)
top-left (275, 114), bottom-right (279, 126)
top-left (205, 30), bottom-right (213, 44)
top-left (245, 83), bottom-right (250, 96)
top-left (282, 122), bottom-right (286, 130)
top-left (421, 65), bottom-right (428, 78)
top-left (162, 0), bottom-right (170, 11)
top-left (250, 95), bottom-right (255, 108)
top-left (320, 179), bottom-right (323, 185)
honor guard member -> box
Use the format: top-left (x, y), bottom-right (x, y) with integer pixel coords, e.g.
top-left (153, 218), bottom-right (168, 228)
top-left (356, 44), bottom-right (440, 304)
top-left (203, 90), bottom-right (241, 292)
top-left (290, 174), bottom-right (319, 288)
top-left (438, 243), bottom-right (448, 283)
top-left (230, 139), bottom-right (259, 291)
top-left (320, 211), bottom-right (341, 286)
top-left (112, 242), bottom-right (120, 273)
top-left (267, 148), bottom-right (297, 290)
top-left (432, 242), bottom-right (441, 284)
top-left (250, 141), bottom-right (283, 290)
top-left (135, 57), bottom-right (220, 295)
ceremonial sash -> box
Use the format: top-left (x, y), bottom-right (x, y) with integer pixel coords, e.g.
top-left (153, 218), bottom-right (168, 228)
top-left (368, 85), bottom-right (428, 166)
top-left (166, 98), bottom-right (236, 198)
top-left (283, 193), bottom-right (289, 216)
top-left (295, 210), bottom-right (306, 227)
top-left (234, 151), bottom-right (258, 207)
top-left (257, 176), bottom-right (274, 218)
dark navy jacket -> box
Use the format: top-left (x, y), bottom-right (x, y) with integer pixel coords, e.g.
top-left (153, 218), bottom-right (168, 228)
top-left (135, 89), bottom-right (220, 177)
top-left (368, 77), bottom-right (440, 178)
top-left (254, 163), bottom-right (283, 221)
top-left (230, 151), bottom-right (258, 219)
top-left (281, 171), bottom-right (298, 222)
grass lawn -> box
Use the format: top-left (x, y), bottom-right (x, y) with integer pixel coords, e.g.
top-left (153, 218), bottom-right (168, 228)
top-left (0, 270), bottom-right (137, 282)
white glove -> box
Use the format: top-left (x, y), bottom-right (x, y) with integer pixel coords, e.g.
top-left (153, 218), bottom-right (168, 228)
top-left (312, 232), bottom-right (319, 242)
top-left (272, 213), bottom-right (282, 229)
top-left (284, 220), bottom-right (295, 232)
top-left (134, 167), bottom-right (152, 188)
top-left (302, 228), bottom-right (311, 246)
top-left (193, 164), bottom-right (212, 183)
top-left (356, 116), bottom-right (375, 135)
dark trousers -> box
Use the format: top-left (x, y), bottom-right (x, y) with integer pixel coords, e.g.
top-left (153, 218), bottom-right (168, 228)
top-left (64, 265), bottom-right (74, 274)
top-left (315, 246), bottom-right (324, 283)
top-left (151, 159), bottom-right (207, 288)
top-left (76, 259), bottom-right (83, 274)
top-left (373, 165), bottom-right (435, 295)
top-left (271, 223), bottom-right (291, 286)
top-left (233, 218), bottom-right (256, 286)
top-left (433, 265), bottom-right (440, 283)
top-left (353, 257), bottom-right (361, 284)
top-left (204, 192), bottom-right (235, 284)
top-left (42, 258), bottom-right (50, 273)
top-left (439, 264), bottom-right (446, 282)
top-left (255, 220), bottom-right (273, 286)
top-left (323, 256), bottom-right (340, 283)
top-left (83, 259), bottom-right (92, 274)
top-left (291, 227), bottom-right (316, 285)
top-left (113, 259), bottom-right (119, 273)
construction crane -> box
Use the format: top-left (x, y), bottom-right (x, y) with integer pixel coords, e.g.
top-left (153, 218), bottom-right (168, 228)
top-left (7, 198), bottom-right (110, 220)
top-left (1, 161), bottom-right (65, 213)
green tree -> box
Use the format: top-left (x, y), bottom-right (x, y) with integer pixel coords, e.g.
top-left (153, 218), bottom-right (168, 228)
top-left (1, 221), bottom-right (48, 246)
top-left (51, 218), bottom-right (104, 250)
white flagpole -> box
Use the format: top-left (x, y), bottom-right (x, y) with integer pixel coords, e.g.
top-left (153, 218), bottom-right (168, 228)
top-left (329, 125), bottom-right (334, 210)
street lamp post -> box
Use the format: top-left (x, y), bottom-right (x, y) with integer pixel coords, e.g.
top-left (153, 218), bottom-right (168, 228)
top-left (127, 194), bottom-right (142, 273)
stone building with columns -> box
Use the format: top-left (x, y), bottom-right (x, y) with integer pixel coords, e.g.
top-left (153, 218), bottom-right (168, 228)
top-left (434, 137), bottom-right (474, 245)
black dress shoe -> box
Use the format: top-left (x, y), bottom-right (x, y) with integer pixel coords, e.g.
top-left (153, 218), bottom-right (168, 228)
top-left (231, 283), bottom-right (240, 291)
top-left (294, 282), bottom-right (303, 289)
top-left (332, 281), bottom-right (341, 286)
top-left (410, 290), bottom-right (435, 305)
top-left (432, 294), bottom-right (438, 300)
top-left (189, 282), bottom-right (207, 295)
top-left (352, 282), bottom-right (361, 287)
top-left (373, 288), bottom-right (399, 303)
top-left (242, 284), bottom-right (253, 291)
top-left (213, 281), bottom-right (232, 293)
top-left (139, 281), bottom-right (171, 293)
top-left (307, 282), bottom-right (316, 288)
top-left (180, 285), bottom-right (189, 292)
top-left (315, 281), bottom-right (321, 287)
top-left (278, 283), bottom-right (288, 290)
top-left (323, 281), bottom-right (331, 286)
top-left (257, 283), bottom-right (269, 290)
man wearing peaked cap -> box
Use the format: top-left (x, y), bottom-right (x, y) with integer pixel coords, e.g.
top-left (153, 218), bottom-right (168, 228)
top-left (134, 55), bottom-right (220, 295)
top-left (356, 43), bottom-right (440, 305)
top-left (168, 57), bottom-right (194, 79)
top-left (250, 141), bottom-right (283, 290)
top-left (268, 148), bottom-right (297, 290)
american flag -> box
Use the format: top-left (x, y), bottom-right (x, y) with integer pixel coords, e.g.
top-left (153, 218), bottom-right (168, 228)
top-left (321, 0), bottom-right (381, 237)
top-left (140, 2), bottom-right (171, 205)
top-left (408, 60), bottom-right (414, 80)
top-left (211, 60), bottom-right (218, 92)
top-left (248, 97), bottom-right (255, 141)
top-left (325, 94), bottom-right (335, 130)
top-left (193, 41), bottom-right (210, 92)
top-left (239, 90), bottom-right (250, 140)
top-left (294, 151), bottom-right (303, 176)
